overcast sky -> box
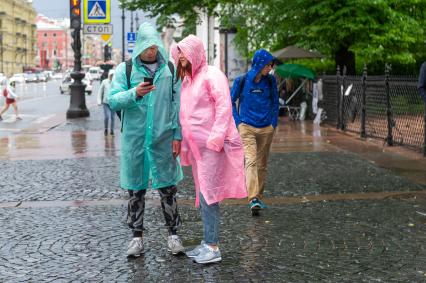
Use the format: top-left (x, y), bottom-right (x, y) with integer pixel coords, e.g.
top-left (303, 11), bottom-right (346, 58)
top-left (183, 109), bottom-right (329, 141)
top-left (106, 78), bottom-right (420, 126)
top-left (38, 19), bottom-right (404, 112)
top-left (32, 0), bottom-right (155, 49)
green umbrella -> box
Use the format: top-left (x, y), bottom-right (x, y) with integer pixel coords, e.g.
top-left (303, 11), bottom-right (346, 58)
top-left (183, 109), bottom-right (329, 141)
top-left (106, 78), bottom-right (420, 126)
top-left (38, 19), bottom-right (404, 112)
top-left (275, 63), bottom-right (316, 80)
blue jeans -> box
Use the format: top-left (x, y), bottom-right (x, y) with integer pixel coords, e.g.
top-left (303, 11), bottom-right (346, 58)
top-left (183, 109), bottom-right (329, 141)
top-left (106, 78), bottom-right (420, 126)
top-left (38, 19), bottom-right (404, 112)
top-left (102, 103), bottom-right (115, 130)
top-left (199, 192), bottom-right (220, 245)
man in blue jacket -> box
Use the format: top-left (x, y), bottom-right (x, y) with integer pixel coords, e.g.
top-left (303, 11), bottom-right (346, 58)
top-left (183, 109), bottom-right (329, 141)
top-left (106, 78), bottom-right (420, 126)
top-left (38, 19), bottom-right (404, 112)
top-left (418, 61), bottom-right (426, 103)
top-left (231, 49), bottom-right (279, 216)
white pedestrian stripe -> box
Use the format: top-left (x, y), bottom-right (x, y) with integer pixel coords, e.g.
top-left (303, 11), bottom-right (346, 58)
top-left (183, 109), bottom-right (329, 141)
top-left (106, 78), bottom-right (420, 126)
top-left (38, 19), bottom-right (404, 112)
top-left (89, 2), bottom-right (106, 17)
top-left (32, 114), bottom-right (55, 124)
top-left (0, 128), bottom-right (21, 132)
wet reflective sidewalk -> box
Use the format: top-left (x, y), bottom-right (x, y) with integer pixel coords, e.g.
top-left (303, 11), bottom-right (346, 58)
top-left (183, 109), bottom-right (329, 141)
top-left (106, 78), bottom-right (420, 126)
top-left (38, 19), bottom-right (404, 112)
top-left (1, 110), bottom-right (426, 282)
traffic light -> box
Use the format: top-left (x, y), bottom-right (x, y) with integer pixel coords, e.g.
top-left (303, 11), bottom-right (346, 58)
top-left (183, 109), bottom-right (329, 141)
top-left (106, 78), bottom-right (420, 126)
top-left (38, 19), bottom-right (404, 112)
top-left (104, 44), bottom-right (111, 61)
top-left (70, 0), bottom-right (81, 29)
top-left (213, 43), bottom-right (217, 58)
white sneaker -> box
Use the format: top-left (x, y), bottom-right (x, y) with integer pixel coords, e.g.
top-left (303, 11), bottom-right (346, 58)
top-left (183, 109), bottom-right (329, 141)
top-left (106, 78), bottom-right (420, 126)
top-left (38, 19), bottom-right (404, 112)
top-left (127, 237), bottom-right (143, 257)
top-left (167, 235), bottom-right (185, 255)
top-left (186, 241), bottom-right (206, 258)
top-left (194, 244), bottom-right (222, 264)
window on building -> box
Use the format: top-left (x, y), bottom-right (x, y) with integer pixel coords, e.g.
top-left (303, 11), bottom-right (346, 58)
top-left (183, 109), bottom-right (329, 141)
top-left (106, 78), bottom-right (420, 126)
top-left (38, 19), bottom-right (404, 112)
top-left (54, 50), bottom-right (57, 56)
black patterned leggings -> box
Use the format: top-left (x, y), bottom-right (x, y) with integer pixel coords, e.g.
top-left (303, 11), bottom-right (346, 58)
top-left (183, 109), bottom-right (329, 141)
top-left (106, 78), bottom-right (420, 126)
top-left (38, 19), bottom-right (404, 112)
top-left (127, 186), bottom-right (181, 237)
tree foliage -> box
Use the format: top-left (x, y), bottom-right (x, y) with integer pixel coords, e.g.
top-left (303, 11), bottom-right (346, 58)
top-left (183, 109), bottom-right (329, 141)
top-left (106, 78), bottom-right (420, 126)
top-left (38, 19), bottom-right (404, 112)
top-left (121, 0), bottom-right (426, 74)
top-left (119, 0), bottom-right (218, 38)
top-left (221, 0), bottom-right (426, 74)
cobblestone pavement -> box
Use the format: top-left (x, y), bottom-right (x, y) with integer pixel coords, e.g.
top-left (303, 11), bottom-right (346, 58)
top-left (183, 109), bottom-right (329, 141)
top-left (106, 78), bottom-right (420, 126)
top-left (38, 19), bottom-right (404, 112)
top-left (2, 107), bottom-right (426, 282)
top-left (1, 198), bottom-right (426, 282)
top-left (0, 151), bottom-right (424, 202)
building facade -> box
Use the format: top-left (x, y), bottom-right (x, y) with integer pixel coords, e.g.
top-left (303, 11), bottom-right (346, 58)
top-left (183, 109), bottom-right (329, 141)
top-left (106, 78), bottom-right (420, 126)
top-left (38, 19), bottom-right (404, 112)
top-left (0, 0), bottom-right (37, 76)
top-left (195, 9), bottom-right (247, 84)
top-left (36, 14), bottom-right (73, 71)
top-left (82, 35), bottom-right (104, 66)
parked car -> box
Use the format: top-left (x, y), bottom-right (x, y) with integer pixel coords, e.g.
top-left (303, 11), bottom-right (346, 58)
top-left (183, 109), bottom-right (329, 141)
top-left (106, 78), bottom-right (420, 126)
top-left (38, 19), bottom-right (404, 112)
top-left (60, 73), bottom-right (93, 95)
top-left (83, 77), bottom-right (93, 95)
top-left (52, 72), bottom-right (63, 80)
top-left (25, 73), bottom-right (38, 83)
top-left (9, 73), bottom-right (26, 84)
top-left (36, 73), bottom-right (48, 82)
top-left (59, 73), bottom-right (72, 94)
top-left (88, 67), bottom-right (101, 80)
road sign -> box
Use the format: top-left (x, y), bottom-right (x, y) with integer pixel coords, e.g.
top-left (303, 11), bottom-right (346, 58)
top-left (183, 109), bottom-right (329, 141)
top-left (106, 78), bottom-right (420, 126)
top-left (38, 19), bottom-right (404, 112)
top-left (83, 24), bottom-right (113, 34)
top-left (127, 32), bottom-right (136, 54)
top-left (127, 42), bottom-right (135, 54)
top-left (127, 32), bottom-right (136, 42)
top-left (101, 34), bottom-right (111, 42)
top-left (84, 0), bottom-right (110, 24)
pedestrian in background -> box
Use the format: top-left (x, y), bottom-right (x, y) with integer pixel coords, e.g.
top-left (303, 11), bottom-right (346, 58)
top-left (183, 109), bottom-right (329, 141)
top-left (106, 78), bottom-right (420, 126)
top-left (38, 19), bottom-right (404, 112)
top-left (171, 35), bottom-right (247, 264)
top-left (418, 61), bottom-right (426, 103)
top-left (231, 49), bottom-right (279, 216)
top-left (108, 22), bottom-right (184, 258)
top-left (0, 80), bottom-right (21, 121)
top-left (97, 69), bottom-right (115, 136)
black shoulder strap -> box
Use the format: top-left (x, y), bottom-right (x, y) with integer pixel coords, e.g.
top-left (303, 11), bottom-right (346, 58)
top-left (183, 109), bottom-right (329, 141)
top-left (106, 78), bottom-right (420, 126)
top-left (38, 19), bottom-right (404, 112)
top-left (125, 59), bottom-right (132, 90)
top-left (268, 74), bottom-right (274, 100)
top-left (168, 61), bottom-right (175, 85)
top-left (167, 61), bottom-right (175, 101)
top-left (237, 74), bottom-right (246, 113)
top-left (239, 74), bottom-right (246, 96)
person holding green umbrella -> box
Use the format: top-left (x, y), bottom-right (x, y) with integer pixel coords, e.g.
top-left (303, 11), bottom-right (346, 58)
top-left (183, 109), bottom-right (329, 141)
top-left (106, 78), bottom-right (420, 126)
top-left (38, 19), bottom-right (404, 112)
top-left (231, 49), bottom-right (279, 216)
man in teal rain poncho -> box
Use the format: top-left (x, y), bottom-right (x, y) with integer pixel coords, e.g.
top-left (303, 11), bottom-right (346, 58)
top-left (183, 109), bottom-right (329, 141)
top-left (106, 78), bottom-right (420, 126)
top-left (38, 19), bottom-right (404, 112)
top-left (109, 22), bottom-right (184, 257)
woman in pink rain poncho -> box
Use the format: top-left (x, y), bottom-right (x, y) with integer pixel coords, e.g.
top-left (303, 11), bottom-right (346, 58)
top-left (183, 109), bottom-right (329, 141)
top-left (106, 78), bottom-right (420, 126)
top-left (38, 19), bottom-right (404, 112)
top-left (171, 35), bottom-right (247, 264)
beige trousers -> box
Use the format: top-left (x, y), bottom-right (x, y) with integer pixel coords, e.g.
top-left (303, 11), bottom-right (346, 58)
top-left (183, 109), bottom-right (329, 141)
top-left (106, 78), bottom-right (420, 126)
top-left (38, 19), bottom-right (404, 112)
top-left (238, 123), bottom-right (275, 201)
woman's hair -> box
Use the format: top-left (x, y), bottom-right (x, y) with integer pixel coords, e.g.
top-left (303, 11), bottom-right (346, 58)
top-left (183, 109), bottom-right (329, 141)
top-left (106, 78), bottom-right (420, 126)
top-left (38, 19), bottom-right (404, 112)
top-left (176, 60), bottom-right (192, 82)
top-left (175, 46), bottom-right (192, 81)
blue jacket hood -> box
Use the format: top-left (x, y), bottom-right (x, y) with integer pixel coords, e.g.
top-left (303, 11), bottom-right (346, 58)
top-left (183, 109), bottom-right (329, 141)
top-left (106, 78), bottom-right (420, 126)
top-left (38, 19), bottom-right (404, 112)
top-left (247, 49), bottom-right (274, 82)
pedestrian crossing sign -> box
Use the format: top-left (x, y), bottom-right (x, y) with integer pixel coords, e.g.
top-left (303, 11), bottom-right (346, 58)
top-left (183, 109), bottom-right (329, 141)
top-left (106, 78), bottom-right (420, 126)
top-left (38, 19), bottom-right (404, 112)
top-left (84, 0), bottom-right (110, 24)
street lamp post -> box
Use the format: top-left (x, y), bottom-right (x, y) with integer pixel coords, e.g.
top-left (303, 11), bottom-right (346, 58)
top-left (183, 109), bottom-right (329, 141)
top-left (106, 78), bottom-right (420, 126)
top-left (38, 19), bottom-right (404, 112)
top-left (0, 34), bottom-right (3, 74)
top-left (135, 13), bottom-right (139, 28)
top-left (67, 0), bottom-right (89, 118)
top-left (121, 8), bottom-right (125, 62)
top-left (130, 11), bottom-right (134, 33)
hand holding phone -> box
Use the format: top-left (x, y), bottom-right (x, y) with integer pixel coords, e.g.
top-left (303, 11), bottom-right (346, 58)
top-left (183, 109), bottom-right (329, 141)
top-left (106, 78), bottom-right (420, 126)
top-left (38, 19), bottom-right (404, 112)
top-left (136, 78), bottom-right (155, 98)
top-left (144, 77), bottom-right (154, 86)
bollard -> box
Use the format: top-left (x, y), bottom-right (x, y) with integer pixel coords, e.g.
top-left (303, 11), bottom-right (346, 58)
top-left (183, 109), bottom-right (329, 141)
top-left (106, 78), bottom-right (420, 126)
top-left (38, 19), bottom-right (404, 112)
top-left (385, 64), bottom-right (393, 146)
top-left (336, 65), bottom-right (341, 129)
top-left (360, 64), bottom-right (367, 138)
top-left (424, 103), bottom-right (426, 156)
top-left (340, 66), bottom-right (347, 130)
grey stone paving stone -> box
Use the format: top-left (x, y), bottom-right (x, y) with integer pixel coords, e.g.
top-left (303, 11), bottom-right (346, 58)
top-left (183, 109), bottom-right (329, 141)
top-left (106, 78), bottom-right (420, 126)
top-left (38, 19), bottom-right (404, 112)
top-left (1, 151), bottom-right (425, 203)
top-left (0, 198), bottom-right (426, 282)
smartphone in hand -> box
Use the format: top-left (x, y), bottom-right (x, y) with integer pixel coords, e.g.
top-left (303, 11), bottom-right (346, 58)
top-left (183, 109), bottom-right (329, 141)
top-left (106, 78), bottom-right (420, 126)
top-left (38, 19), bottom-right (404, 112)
top-left (144, 77), bottom-right (154, 86)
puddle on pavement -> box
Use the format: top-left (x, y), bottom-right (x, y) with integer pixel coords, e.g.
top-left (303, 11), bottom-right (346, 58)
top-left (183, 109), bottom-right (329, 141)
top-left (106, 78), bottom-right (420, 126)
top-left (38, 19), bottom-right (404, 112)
top-left (0, 130), bottom-right (120, 160)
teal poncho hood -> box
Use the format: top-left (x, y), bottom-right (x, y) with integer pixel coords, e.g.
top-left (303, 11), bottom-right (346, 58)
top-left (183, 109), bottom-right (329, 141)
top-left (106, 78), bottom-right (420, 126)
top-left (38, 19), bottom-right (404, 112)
top-left (131, 22), bottom-right (168, 65)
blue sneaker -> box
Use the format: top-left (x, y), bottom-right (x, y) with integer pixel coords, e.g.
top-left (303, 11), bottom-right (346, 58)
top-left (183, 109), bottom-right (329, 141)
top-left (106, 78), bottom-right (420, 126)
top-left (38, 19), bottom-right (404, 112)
top-left (250, 198), bottom-right (261, 210)
top-left (250, 198), bottom-right (261, 216)
top-left (258, 199), bottom-right (267, 209)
